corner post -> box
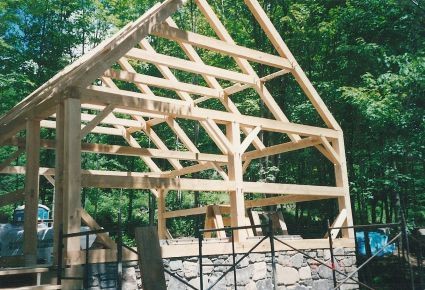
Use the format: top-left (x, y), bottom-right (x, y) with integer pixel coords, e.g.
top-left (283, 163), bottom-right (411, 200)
top-left (333, 132), bottom-right (354, 238)
top-left (23, 118), bottom-right (41, 266)
top-left (63, 94), bottom-right (82, 258)
top-left (226, 121), bottom-right (246, 242)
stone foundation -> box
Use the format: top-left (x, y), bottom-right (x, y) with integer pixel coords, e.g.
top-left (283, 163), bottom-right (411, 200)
top-left (87, 247), bottom-right (358, 290)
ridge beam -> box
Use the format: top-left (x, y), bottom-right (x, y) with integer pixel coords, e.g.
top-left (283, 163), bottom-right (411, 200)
top-left (152, 24), bottom-right (293, 70)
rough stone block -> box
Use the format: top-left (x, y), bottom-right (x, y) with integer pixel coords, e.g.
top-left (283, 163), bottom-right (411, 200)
top-left (252, 261), bottom-right (267, 281)
top-left (183, 261), bottom-right (198, 279)
top-left (290, 253), bottom-right (304, 268)
top-left (276, 265), bottom-right (299, 286)
top-left (169, 260), bottom-right (183, 271)
top-left (298, 266), bottom-right (312, 280)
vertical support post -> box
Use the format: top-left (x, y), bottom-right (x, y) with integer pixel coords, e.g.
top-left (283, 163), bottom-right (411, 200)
top-left (23, 119), bottom-right (40, 266)
top-left (63, 96), bottom-right (82, 258)
top-left (53, 101), bottom-right (65, 266)
top-left (157, 189), bottom-right (167, 239)
top-left (333, 133), bottom-right (354, 238)
top-left (226, 122), bottom-right (246, 242)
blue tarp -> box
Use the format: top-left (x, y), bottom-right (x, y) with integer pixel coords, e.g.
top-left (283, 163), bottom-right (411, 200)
top-left (356, 231), bottom-right (396, 257)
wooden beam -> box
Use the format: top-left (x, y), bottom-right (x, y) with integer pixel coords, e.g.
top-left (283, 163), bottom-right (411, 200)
top-left (80, 86), bottom-right (340, 139)
top-left (5, 137), bottom-right (229, 163)
top-left (163, 206), bottom-right (208, 219)
top-left (243, 137), bottom-right (321, 160)
top-left (325, 208), bottom-right (347, 239)
top-left (166, 162), bottom-right (217, 178)
top-left (23, 119), bottom-right (40, 266)
top-left (0, 188), bottom-right (25, 207)
top-left (80, 104), bottom-right (115, 138)
top-left (243, 182), bottom-right (344, 196)
top-left (81, 175), bottom-right (235, 191)
top-left (152, 24), bottom-right (293, 70)
top-left (212, 205), bottom-right (226, 238)
top-left (239, 126), bottom-right (261, 153)
top-left (79, 208), bottom-right (117, 249)
top-left (126, 48), bottom-right (256, 85)
top-left (42, 119), bottom-right (123, 136)
top-left (245, 195), bottom-right (334, 208)
top-left (320, 136), bottom-right (341, 165)
top-left (104, 69), bottom-right (222, 99)
top-left (0, 148), bottom-right (24, 171)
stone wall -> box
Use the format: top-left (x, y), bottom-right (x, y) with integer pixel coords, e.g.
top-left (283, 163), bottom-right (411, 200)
top-left (87, 248), bottom-right (358, 290)
top-left (163, 247), bottom-right (358, 290)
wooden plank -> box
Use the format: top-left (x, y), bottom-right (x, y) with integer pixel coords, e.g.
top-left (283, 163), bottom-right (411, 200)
top-left (104, 69), bottom-right (221, 98)
top-left (249, 211), bottom-right (263, 235)
top-left (23, 119), bottom-right (40, 266)
top-left (0, 148), bottom-right (24, 171)
top-left (126, 48), bottom-right (256, 85)
top-left (135, 227), bottom-right (167, 290)
top-left (80, 86), bottom-right (340, 138)
top-left (0, 188), bottom-right (25, 207)
top-left (152, 24), bottom-right (293, 69)
top-left (80, 104), bottom-right (115, 138)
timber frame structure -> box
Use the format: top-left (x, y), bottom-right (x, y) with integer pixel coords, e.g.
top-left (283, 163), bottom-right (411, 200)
top-left (0, 0), bottom-right (354, 268)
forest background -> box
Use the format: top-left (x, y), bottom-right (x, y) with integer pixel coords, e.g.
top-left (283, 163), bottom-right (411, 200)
top-left (0, 0), bottom-right (424, 242)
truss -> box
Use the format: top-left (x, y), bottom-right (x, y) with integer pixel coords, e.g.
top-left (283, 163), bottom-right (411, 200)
top-left (0, 0), bottom-right (354, 269)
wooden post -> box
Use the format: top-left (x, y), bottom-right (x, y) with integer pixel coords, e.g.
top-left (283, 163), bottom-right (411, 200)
top-left (53, 101), bottom-right (64, 266)
top-left (227, 122), bottom-right (246, 242)
top-left (63, 97), bottom-right (82, 257)
top-left (333, 133), bottom-right (354, 238)
top-left (23, 119), bottom-right (40, 266)
top-left (157, 189), bottom-right (167, 239)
